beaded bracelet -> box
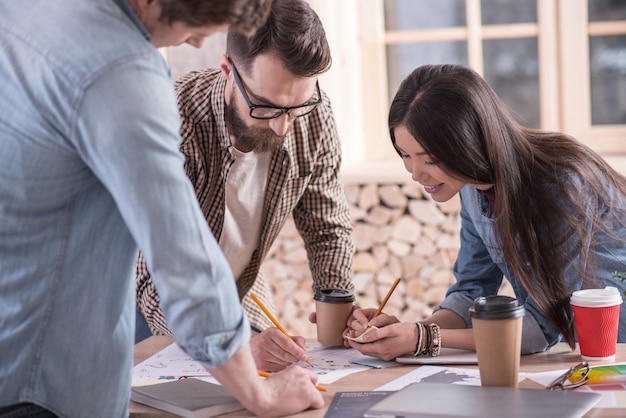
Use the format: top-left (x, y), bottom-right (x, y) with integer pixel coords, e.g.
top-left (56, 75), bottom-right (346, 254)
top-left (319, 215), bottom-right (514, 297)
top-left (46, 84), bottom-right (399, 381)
top-left (413, 323), bottom-right (441, 357)
top-left (428, 323), bottom-right (441, 357)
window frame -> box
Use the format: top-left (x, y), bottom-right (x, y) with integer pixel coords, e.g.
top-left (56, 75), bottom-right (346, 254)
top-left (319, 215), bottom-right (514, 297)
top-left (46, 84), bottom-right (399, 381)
top-left (311, 0), bottom-right (626, 166)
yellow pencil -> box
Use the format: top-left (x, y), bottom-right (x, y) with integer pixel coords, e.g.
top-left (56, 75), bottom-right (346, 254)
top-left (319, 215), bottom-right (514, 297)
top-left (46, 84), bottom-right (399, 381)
top-left (257, 370), bottom-right (327, 392)
top-left (372, 277), bottom-right (401, 319)
top-left (249, 293), bottom-right (312, 366)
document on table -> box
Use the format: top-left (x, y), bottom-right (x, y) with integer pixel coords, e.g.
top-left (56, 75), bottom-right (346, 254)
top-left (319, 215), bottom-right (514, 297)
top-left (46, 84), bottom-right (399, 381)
top-left (304, 341), bottom-right (371, 383)
top-left (374, 365), bottom-right (526, 391)
top-left (132, 341), bottom-right (369, 386)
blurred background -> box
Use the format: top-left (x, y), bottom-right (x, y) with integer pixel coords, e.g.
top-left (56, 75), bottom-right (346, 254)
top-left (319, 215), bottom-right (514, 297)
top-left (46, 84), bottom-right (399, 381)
top-left (165, 0), bottom-right (626, 172)
top-left (163, 0), bottom-right (626, 335)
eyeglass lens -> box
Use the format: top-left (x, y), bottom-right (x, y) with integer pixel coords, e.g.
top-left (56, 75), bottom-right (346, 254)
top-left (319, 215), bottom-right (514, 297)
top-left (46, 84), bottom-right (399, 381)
top-left (228, 56), bottom-right (321, 120)
top-left (250, 103), bottom-right (318, 119)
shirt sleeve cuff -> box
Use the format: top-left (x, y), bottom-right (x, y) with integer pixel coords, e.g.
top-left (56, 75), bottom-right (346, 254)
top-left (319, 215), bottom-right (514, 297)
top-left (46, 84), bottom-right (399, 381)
top-left (176, 315), bottom-right (251, 369)
top-left (434, 293), bottom-right (475, 328)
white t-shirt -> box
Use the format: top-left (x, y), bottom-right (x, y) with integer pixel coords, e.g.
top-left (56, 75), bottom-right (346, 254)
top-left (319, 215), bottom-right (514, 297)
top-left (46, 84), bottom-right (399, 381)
top-left (219, 146), bottom-right (271, 279)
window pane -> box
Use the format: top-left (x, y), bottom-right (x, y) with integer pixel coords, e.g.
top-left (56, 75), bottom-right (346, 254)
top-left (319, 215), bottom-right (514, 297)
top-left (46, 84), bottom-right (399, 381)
top-left (166, 33), bottom-right (226, 81)
top-left (386, 42), bottom-right (468, 102)
top-left (384, 0), bottom-right (465, 30)
top-left (483, 38), bottom-right (540, 128)
top-left (589, 35), bottom-right (626, 125)
top-left (589, 0), bottom-right (626, 21)
top-left (481, 0), bottom-right (537, 25)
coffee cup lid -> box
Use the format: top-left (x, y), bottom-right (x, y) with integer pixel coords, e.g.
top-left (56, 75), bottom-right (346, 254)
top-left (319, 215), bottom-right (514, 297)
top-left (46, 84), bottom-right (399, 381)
top-left (469, 295), bottom-right (525, 320)
top-left (570, 286), bottom-right (623, 307)
top-left (313, 288), bottom-right (355, 303)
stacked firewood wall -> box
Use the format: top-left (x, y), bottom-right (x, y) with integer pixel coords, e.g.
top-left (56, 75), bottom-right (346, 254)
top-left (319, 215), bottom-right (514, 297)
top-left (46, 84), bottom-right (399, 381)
top-left (261, 179), bottom-right (511, 338)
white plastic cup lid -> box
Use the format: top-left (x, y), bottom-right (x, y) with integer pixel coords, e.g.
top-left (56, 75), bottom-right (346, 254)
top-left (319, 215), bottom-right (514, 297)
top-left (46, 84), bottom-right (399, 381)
top-left (570, 286), bottom-right (623, 308)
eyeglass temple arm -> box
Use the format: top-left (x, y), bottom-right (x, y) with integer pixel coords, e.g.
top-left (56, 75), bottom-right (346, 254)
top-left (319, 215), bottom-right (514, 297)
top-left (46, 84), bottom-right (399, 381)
top-left (546, 361), bottom-right (589, 390)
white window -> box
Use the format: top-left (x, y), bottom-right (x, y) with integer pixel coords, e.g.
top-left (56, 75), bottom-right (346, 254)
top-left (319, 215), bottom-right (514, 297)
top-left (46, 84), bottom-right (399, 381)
top-left (311, 0), bottom-right (626, 171)
top-left (165, 1), bottom-right (626, 172)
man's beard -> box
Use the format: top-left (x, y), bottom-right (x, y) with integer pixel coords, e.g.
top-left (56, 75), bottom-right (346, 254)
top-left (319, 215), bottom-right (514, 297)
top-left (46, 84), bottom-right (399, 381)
top-left (225, 93), bottom-right (286, 153)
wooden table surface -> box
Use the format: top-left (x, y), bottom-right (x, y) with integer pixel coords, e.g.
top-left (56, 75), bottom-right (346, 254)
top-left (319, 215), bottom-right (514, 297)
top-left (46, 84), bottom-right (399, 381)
top-left (131, 336), bottom-right (626, 417)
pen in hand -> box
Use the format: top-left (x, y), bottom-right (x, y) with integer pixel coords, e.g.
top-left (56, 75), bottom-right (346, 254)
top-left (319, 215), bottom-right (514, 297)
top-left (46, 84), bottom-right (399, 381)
top-left (249, 293), bottom-right (313, 367)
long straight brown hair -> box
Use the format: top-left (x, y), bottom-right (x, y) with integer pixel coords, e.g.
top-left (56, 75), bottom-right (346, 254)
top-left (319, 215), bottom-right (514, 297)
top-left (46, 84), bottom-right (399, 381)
top-left (389, 64), bottom-right (626, 348)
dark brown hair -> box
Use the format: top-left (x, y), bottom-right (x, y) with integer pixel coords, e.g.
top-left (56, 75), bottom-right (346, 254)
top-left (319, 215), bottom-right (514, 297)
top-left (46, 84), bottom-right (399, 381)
top-left (226, 0), bottom-right (332, 77)
top-left (158, 0), bottom-right (271, 35)
top-left (389, 64), bottom-right (626, 348)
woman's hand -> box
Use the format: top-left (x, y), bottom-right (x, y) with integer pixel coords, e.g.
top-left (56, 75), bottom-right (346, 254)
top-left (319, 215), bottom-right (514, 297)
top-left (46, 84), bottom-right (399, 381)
top-left (345, 320), bottom-right (418, 361)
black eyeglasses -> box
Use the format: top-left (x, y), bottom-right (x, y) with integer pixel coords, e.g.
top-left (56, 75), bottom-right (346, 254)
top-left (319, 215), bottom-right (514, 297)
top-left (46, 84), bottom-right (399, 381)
top-left (547, 362), bottom-right (590, 390)
top-left (227, 56), bottom-right (322, 120)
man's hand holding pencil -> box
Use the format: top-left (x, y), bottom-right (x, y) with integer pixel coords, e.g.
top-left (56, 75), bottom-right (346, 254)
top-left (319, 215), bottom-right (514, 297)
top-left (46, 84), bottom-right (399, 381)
top-left (249, 293), bottom-right (313, 372)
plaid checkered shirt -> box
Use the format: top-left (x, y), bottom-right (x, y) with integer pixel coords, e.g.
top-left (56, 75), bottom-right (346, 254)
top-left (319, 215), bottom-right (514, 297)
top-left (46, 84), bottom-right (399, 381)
top-left (136, 69), bottom-right (355, 334)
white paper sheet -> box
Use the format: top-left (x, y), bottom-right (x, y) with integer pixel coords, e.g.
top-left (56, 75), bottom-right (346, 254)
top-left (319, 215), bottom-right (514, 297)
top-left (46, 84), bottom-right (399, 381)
top-left (132, 341), bottom-right (369, 386)
top-left (374, 365), bottom-right (526, 391)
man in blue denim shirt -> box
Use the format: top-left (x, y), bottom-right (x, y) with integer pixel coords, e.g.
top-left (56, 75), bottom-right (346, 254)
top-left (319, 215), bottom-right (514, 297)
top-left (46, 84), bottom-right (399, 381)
top-left (0, 1), bottom-right (324, 417)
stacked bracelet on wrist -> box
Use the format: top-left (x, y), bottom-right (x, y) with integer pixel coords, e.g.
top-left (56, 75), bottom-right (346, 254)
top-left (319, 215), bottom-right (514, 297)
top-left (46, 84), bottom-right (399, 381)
top-left (429, 323), bottom-right (441, 357)
top-left (413, 322), bottom-right (441, 357)
top-left (414, 322), bottom-right (425, 356)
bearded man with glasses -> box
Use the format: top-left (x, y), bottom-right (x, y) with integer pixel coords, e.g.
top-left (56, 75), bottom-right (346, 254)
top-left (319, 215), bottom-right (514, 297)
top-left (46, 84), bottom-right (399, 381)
top-left (136, 0), bottom-right (356, 373)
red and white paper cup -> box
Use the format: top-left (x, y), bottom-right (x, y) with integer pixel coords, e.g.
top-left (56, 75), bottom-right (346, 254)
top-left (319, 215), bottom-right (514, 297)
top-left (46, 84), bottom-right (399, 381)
top-left (570, 286), bottom-right (622, 361)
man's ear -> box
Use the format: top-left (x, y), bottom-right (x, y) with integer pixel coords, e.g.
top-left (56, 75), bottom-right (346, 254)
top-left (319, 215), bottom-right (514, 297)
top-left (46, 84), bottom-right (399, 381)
top-left (130, 0), bottom-right (154, 22)
top-left (220, 54), bottom-right (232, 78)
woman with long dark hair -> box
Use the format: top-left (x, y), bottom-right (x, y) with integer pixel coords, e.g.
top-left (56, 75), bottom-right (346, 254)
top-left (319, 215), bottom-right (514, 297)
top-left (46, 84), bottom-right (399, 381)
top-left (346, 64), bottom-right (626, 359)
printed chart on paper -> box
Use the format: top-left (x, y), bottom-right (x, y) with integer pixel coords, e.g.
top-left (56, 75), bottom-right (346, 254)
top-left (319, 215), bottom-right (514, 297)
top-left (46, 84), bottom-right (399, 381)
top-left (132, 341), bottom-right (369, 386)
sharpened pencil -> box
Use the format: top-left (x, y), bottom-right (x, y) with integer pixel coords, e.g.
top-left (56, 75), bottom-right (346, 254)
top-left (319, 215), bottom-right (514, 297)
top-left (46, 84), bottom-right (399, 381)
top-left (372, 277), bottom-right (401, 319)
top-left (249, 293), bottom-right (313, 366)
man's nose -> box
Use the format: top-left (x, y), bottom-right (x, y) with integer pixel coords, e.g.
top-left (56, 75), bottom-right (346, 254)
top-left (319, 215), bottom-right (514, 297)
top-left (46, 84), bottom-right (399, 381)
top-left (269, 113), bottom-right (292, 136)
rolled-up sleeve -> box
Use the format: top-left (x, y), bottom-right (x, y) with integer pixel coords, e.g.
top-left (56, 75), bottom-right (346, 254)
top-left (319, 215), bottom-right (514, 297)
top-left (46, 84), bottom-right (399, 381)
top-left (434, 194), bottom-right (503, 326)
top-left (292, 97), bottom-right (354, 291)
top-left (435, 190), bottom-right (551, 354)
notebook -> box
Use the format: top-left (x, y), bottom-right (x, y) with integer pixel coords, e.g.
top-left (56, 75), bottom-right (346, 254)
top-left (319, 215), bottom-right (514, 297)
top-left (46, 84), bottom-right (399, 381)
top-left (395, 348), bottom-right (478, 365)
top-left (364, 382), bottom-right (603, 418)
top-left (323, 391), bottom-right (392, 418)
top-left (131, 378), bottom-right (244, 418)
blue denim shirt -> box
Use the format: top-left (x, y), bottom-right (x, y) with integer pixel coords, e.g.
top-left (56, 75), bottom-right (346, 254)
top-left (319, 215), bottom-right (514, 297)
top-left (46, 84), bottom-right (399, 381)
top-left (0, 1), bottom-right (249, 416)
top-left (437, 184), bottom-right (626, 354)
